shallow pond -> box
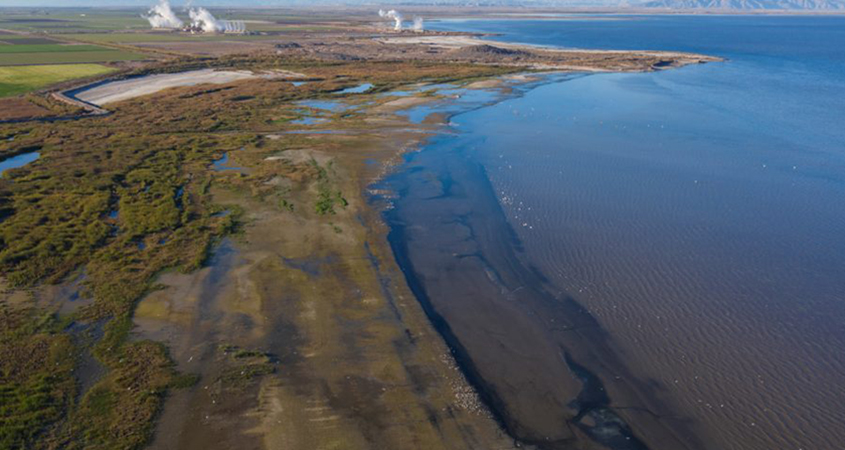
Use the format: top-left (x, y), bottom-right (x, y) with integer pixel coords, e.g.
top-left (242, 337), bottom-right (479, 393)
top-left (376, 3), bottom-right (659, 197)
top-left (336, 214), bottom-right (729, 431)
top-left (212, 153), bottom-right (244, 172)
top-left (0, 151), bottom-right (39, 177)
top-left (296, 99), bottom-right (352, 112)
top-left (291, 117), bottom-right (328, 125)
top-left (337, 83), bottom-right (374, 94)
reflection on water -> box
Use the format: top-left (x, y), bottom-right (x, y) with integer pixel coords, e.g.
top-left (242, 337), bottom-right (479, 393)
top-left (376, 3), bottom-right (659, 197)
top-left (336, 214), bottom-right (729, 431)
top-left (337, 83), bottom-right (373, 94)
top-left (381, 83), bottom-right (457, 98)
top-left (212, 153), bottom-right (243, 172)
top-left (397, 87), bottom-right (504, 124)
top-left (0, 151), bottom-right (39, 177)
top-left (377, 79), bottom-right (703, 449)
top-left (296, 99), bottom-right (352, 112)
top-left (291, 117), bottom-right (328, 125)
top-left (420, 15), bottom-right (845, 450)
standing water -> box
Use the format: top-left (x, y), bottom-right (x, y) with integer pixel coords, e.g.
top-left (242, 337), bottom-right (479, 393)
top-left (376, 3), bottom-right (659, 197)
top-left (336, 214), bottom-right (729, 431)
top-left (0, 151), bottom-right (40, 178)
top-left (380, 15), bottom-right (845, 450)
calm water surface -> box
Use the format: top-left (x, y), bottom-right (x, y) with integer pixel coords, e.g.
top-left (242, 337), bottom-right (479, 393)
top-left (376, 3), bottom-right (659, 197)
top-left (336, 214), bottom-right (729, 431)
top-left (0, 151), bottom-right (39, 177)
top-left (402, 16), bottom-right (845, 450)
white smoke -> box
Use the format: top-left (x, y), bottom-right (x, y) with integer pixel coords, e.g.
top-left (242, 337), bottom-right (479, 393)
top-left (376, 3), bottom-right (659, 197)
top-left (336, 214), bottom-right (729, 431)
top-left (188, 7), bottom-right (245, 33)
top-left (145, 0), bottom-right (183, 29)
top-left (378, 9), bottom-right (403, 31)
top-left (412, 17), bottom-right (424, 32)
top-left (189, 7), bottom-right (223, 32)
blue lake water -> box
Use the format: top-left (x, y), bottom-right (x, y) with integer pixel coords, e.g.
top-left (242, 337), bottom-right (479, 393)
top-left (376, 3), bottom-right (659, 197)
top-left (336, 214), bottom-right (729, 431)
top-left (384, 16), bottom-right (845, 450)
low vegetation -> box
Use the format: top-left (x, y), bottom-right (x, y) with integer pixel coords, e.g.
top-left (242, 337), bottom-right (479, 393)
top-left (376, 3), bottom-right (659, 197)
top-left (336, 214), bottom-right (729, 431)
top-left (0, 50), bottom-right (147, 66)
top-left (0, 305), bottom-right (75, 450)
top-left (311, 159), bottom-right (348, 215)
top-left (0, 44), bottom-right (106, 54)
top-left (0, 13), bottom-right (149, 33)
top-left (54, 33), bottom-right (283, 44)
top-left (0, 54), bottom-right (516, 449)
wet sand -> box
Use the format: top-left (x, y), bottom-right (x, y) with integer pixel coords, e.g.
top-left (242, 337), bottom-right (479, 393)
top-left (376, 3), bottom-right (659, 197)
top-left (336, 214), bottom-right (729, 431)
top-left (132, 91), bottom-right (518, 450)
top-left (122, 67), bottom-right (733, 450)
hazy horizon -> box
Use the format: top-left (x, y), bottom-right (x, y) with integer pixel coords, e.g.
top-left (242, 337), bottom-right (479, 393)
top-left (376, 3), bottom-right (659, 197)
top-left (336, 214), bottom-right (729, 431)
top-left (3, 0), bottom-right (845, 10)
top-left (0, 0), bottom-right (648, 8)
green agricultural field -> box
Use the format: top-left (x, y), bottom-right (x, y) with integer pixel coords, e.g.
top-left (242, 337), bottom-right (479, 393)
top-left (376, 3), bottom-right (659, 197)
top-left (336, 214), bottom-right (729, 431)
top-left (0, 49), bottom-right (148, 66)
top-left (0, 64), bottom-right (115, 97)
top-left (0, 13), bottom-right (149, 32)
top-left (54, 32), bottom-right (285, 44)
top-left (0, 36), bottom-right (61, 45)
top-left (0, 44), bottom-right (107, 53)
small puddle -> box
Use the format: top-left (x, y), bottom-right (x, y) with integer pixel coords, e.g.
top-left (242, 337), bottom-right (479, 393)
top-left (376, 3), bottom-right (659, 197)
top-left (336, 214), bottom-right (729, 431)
top-left (292, 81), bottom-right (308, 87)
top-left (37, 271), bottom-right (90, 316)
top-left (337, 83), bottom-right (373, 94)
top-left (174, 185), bottom-right (185, 210)
top-left (291, 117), bottom-right (328, 126)
top-left (0, 151), bottom-right (40, 177)
top-left (212, 153), bottom-right (244, 172)
top-left (381, 90), bottom-right (416, 98)
top-left (297, 99), bottom-right (351, 112)
top-left (281, 130), bottom-right (352, 135)
top-left (75, 350), bottom-right (107, 400)
top-left (65, 320), bottom-right (107, 401)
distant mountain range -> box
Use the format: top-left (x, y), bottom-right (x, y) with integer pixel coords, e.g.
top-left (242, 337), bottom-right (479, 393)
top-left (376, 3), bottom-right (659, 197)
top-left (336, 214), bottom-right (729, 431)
top-left (640, 0), bottom-right (845, 9)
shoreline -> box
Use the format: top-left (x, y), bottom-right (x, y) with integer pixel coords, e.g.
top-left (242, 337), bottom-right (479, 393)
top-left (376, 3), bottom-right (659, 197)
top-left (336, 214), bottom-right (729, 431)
top-left (371, 75), bottom-right (705, 449)
top-left (0, 21), bottom-right (721, 447)
top-left (380, 34), bottom-right (720, 62)
top-left (0, 58), bottom-right (530, 450)
top-left (131, 74), bottom-right (529, 450)
top-left (3, 10), bottom-right (843, 450)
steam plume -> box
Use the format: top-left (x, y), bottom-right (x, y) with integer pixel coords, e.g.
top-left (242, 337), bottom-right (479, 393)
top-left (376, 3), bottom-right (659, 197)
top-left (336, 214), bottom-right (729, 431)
top-left (378, 9), bottom-right (403, 31)
top-left (413, 17), bottom-right (424, 32)
top-left (188, 7), bottom-right (245, 33)
top-left (145, 0), bottom-right (183, 29)
top-left (189, 7), bottom-right (222, 32)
